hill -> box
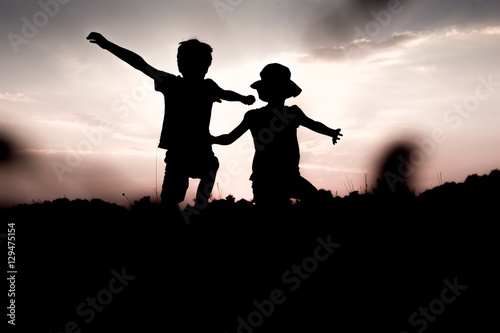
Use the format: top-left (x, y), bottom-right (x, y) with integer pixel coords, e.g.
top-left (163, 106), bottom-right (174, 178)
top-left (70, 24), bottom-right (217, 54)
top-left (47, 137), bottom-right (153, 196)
top-left (1, 169), bottom-right (499, 332)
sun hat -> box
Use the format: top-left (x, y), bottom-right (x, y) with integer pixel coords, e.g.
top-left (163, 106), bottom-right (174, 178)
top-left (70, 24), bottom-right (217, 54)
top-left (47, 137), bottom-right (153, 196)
top-left (250, 63), bottom-right (302, 98)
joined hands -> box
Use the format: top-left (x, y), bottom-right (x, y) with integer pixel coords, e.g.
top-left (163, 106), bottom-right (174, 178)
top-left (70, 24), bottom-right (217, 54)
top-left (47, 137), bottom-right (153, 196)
top-left (243, 95), bottom-right (256, 105)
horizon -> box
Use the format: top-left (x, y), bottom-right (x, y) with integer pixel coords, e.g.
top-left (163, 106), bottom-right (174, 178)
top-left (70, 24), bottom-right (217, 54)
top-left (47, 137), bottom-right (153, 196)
top-left (1, 0), bottom-right (500, 207)
top-left (3, 164), bottom-right (498, 210)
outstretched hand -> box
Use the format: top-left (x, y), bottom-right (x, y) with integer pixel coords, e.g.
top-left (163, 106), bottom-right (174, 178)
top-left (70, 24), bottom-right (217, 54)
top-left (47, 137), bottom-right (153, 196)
top-left (332, 129), bottom-right (343, 145)
top-left (86, 32), bottom-right (109, 48)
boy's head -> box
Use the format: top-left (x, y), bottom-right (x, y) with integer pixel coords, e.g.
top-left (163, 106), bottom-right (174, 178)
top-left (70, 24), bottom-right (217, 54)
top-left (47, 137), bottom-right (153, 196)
top-left (177, 39), bottom-right (213, 79)
top-left (251, 63), bottom-right (302, 102)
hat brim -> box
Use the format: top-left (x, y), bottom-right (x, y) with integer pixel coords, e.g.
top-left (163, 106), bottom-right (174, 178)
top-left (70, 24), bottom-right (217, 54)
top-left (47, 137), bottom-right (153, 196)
top-left (250, 80), bottom-right (302, 98)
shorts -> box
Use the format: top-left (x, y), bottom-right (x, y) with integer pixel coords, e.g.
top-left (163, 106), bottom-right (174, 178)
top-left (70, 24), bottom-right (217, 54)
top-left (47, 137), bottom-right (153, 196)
top-left (161, 149), bottom-right (220, 204)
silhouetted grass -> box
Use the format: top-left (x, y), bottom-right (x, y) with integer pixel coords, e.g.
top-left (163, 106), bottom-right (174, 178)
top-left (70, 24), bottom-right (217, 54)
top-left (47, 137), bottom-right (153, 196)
top-left (2, 169), bottom-right (498, 332)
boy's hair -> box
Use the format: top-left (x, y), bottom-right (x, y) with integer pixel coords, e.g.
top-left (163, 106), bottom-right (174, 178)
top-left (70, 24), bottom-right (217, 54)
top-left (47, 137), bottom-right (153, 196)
top-left (177, 39), bottom-right (213, 74)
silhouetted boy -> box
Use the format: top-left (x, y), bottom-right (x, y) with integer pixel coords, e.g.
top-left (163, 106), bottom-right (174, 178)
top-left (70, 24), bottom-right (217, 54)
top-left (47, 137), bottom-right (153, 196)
top-left (213, 63), bottom-right (342, 207)
top-left (86, 32), bottom-right (255, 211)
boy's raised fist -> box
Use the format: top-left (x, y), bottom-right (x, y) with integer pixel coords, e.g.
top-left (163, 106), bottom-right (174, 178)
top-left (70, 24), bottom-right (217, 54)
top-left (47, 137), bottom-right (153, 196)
top-left (86, 32), bottom-right (108, 48)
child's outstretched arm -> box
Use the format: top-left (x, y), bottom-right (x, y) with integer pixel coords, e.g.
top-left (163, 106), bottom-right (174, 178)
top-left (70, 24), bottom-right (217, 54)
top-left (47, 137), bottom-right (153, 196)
top-left (86, 32), bottom-right (161, 80)
top-left (212, 118), bottom-right (249, 145)
top-left (301, 113), bottom-right (343, 145)
top-left (220, 90), bottom-right (255, 106)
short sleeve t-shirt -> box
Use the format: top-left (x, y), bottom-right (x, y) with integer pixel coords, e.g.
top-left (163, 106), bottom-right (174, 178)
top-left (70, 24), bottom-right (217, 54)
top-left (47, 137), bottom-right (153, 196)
top-left (154, 71), bottom-right (223, 151)
top-left (242, 105), bottom-right (306, 180)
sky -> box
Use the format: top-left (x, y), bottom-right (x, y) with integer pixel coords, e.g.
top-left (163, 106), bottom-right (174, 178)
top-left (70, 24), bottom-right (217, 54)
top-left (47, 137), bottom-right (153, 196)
top-left (1, 0), bottom-right (500, 207)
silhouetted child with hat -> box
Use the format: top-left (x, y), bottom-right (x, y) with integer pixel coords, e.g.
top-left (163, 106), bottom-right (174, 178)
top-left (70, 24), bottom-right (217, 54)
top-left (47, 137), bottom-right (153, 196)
top-left (213, 63), bottom-right (342, 207)
top-left (86, 32), bottom-right (255, 214)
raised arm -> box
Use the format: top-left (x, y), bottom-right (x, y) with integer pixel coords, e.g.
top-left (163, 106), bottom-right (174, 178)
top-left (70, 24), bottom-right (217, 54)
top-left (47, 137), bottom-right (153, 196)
top-left (86, 32), bottom-right (161, 80)
top-left (220, 89), bottom-right (255, 105)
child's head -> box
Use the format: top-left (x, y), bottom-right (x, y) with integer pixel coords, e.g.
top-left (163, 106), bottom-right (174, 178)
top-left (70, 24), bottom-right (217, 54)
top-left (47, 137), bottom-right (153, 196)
top-left (177, 39), bottom-right (213, 79)
top-left (251, 63), bottom-right (302, 103)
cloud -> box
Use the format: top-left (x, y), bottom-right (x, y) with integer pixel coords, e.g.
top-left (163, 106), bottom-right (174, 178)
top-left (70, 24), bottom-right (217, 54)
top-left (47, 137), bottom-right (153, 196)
top-left (298, 0), bottom-right (500, 54)
top-left (298, 30), bottom-right (423, 62)
top-left (300, 163), bottom-right (357, 173)
top-left (53, 53), bottom-right (91, 75)
top-left (0, 92), bottom-right (33, 103)
top-left (405, 0), bottom-right (500, 31)
top-left (299, 139), bottom-right (336, 155)
top-left (298, 24), bottom-right (500, 62)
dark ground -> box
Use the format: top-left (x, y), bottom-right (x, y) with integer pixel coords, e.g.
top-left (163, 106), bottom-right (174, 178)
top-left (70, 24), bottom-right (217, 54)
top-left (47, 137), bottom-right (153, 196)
top-left (2, 169), bottom-right (499, 332)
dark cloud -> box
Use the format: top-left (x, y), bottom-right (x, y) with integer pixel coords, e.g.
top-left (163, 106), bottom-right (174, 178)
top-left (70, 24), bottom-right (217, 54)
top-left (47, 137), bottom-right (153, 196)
top-left (406, 0), bottom-right (500, 32)
top-left (299, 0), bottom-right (500, 52)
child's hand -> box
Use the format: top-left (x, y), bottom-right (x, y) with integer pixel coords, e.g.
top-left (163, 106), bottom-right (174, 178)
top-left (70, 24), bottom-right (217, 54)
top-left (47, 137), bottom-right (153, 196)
top-left (211, 135), bottom-right (222, 145)
top-left (332, 129), bottom-right (343, 145)
top-left (86, 32), bottom-right (109, 49)
top-left (243, 95), bottom-right (256, 105)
